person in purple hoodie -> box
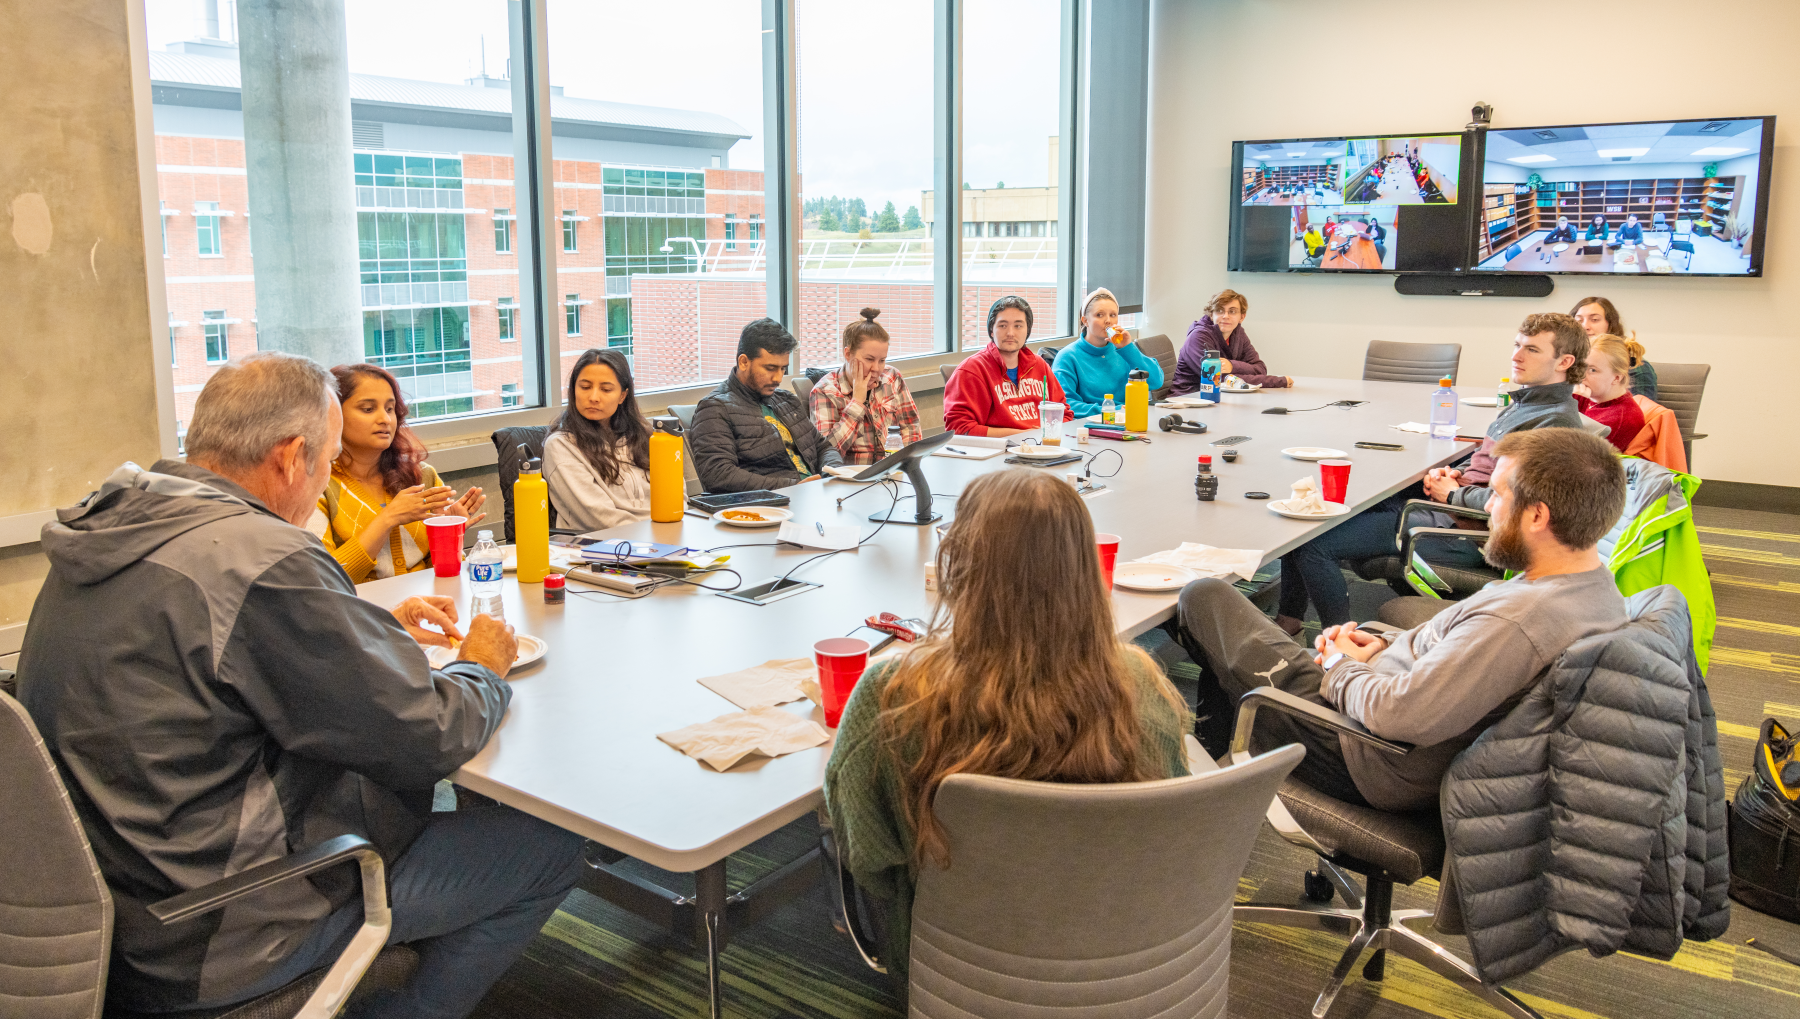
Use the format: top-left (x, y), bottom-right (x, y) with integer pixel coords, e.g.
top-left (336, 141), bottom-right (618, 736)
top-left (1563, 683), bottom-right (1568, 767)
top-left (1169, 290), bottom-right (1294, 395)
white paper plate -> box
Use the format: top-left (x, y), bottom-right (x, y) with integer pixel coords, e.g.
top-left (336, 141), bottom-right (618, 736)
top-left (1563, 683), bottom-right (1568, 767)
top-left (1220, 381), bottom-right (1263, 392)
top-left (1014, 444), bottom-right (1073, 459)
top-left (1461, 396), bottom-right (1500, 407)
top-left (1112, 562), bottom-right (1198, 592)
top-left (1281, 447), bottom-right (1347, 461)
top-left (712, 506), bottom-right (793, 528)
top-left (1268, 500), bottom-right (1352, 521)
top-left (426, 633), bottom-right (547, 671)
top-left (1553, 242), bottom-right (1570, 252)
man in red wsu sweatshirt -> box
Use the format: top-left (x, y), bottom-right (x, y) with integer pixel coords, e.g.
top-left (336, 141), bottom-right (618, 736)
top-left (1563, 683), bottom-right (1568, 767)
top-left (943, 296), bottom-right (1068, 436)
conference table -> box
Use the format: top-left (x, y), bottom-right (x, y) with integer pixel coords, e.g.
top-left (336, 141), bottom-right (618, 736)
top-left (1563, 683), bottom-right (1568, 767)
top-left (356, 375), bottom-right (1497, 1016)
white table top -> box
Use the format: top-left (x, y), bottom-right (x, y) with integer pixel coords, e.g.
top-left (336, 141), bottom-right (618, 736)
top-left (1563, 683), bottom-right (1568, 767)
top-left (355, 376), bottom-right (1494, 871)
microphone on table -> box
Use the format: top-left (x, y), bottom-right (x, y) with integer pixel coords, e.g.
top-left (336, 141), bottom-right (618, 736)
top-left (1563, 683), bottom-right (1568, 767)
top-left (1158, 414), bottom-right (1208, 435)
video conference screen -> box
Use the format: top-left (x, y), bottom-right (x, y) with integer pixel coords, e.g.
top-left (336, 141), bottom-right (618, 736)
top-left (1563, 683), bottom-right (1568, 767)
top-left (1473, 116), bottom-right (1773, 277)
top-left (1230, 134), bottom-right (1466, 273)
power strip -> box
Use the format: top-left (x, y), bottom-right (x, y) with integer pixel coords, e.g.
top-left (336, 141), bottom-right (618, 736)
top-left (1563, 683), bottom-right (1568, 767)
top-left (566, 564), bottom-right (661, 594)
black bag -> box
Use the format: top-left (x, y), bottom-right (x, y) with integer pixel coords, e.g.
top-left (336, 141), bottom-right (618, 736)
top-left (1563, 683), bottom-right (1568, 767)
top-left (1728, 717), bottom-right (1800, 923)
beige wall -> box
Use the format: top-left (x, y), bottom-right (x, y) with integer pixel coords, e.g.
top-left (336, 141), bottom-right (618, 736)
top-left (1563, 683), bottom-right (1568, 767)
top-left (1145, 0), bottom-right (1800, 485)
top-left (1, 0), bottom-right (165, 626)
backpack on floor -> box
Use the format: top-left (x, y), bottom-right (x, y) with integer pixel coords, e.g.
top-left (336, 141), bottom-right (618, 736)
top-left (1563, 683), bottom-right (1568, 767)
top-left (1728, 717), bottom-right (1800, 923)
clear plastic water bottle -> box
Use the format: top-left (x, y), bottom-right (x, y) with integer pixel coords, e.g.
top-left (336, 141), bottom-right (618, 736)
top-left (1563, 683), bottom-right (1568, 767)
top-left (1430, 377), bottom-right (1459, 440)
top-left (467, 530), bottom-right (505, 620)
top-left (1496, 376), bottom-right (1513, 408)
top-left (1101, 393), bottom-right (1117, 425)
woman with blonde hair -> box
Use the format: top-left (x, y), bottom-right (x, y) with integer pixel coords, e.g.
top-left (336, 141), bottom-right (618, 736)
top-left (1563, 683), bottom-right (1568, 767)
top-left (1580, 334), bottom-right (1687, 472)
top-left (1051, 287), bottom-right (1166, 418)
top-left (809, 308), bottom-right (924, 464)
top-left (825, 469), bottom-right (1190, 982)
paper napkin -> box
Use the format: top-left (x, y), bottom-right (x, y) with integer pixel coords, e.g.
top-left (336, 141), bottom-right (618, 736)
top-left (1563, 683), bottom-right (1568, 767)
top-left (657, 707), bottom-right (831, 771)
top-left (1132, 542), bottom-right (1263, 582)
top-left (697, 658), bottom-right (816, 710)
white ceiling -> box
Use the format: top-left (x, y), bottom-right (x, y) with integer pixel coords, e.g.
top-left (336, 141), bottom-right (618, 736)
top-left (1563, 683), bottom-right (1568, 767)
top-left (1484, 119), bottom-right (1764, 168)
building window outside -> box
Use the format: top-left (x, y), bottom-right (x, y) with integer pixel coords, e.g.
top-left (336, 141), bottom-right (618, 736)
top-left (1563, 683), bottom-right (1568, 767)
top-left (203, 310), bottom-right (229, 363)
top-left (494, 208), bottom-right (512, 253)
top-left (160, 204), bottom-right (169, 256)
top-left (566, 294), bottom-right (582, 336)
top-left (749, 215), bottom-right (761, 242)
top-left (497, 297), bottom-right (516, 341)
top-left (562, 212), bottom-right (578, 252)
top-left (168, 319), bottom-right (178, 365)
top-left (501, 382), bottom-right (521, 408)
top-left (725, 213), bottom-right (737, 251)
top-left (606, 297), bottom-right (631, 353)
top-left (196, 202), bottom-right (222, 257)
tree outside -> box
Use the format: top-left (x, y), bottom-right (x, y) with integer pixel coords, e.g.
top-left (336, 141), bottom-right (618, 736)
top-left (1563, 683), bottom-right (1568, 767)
top-left (874, 201), bottom-right (901, 232)
top-left (902, 205), bottom-right (923, 230)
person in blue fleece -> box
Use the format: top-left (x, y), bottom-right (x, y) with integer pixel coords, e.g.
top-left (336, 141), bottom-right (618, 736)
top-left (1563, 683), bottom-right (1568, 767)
top-left (1051, 287), bottom-right (1165, 418)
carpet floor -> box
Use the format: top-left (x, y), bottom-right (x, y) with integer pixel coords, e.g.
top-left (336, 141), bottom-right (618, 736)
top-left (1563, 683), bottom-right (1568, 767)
top-left (469, 504), bottom-right (1800, 1019)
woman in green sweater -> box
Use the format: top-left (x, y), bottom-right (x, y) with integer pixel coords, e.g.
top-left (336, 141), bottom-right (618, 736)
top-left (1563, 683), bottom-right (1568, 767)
top-left (1051, 287), bottom-right (1166, 418)
top-left (823, 469), bottom-right (1190, 988)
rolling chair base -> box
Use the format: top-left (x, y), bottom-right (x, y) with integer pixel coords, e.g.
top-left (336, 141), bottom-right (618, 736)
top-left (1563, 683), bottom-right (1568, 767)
top-left (1235, 860), bottom-right (1541, 1019)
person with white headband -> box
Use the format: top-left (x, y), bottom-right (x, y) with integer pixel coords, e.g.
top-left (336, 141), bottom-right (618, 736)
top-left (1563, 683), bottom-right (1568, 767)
top-left (1050, 287), bottom-right (1164, 419)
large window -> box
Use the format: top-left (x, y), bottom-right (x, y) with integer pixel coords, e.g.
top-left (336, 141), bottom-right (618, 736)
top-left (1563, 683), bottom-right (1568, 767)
top-left (202, 310), bottom-right (229, 363)
top-left (960, 0), bottom-right (1064, 343)
top-left (194, 201), bottom-right (222, 257)
top-left (798, 0), bottom-right (937, 363)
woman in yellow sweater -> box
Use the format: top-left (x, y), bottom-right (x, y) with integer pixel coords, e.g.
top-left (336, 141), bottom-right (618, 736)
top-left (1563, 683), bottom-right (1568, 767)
top-left (313, 363), bottom-right (486, 582)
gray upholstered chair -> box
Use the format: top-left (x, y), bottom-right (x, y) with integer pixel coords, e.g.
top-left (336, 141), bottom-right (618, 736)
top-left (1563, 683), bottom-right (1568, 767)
top-left (1362, 341), bottom-right (1462, 385)
top-left (1134, 333), bottom-right (1177, 397)
top-left (1650, 362), bottom-right (1709, 468)
top-left (938, 362), bottom-right (956, 385)
top-left (901, 744), bottom-right (1303, 1018)
top-left (1229, 688), bottom-right (1541, 1019)
top-left (790, 376), bottom-right (814, 403)
top-left (0, 690), bottom-right (414, 1019)
top-left (666, 404), bottom-right (702, 496)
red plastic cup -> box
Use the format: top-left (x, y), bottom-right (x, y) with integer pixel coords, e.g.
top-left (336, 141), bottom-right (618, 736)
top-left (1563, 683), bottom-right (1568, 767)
top-left (814, 637), bottom-right (871, 728)
top-left (1095, 533), bottom-right (1121, 590)
top-left (423, 515), bottom-right (468, 577)
top-left (1318, 460), bottom-right (1352, 504)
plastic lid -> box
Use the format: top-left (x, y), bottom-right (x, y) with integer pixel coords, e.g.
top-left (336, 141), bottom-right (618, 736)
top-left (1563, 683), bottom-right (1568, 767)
top-left (477, 530), bottom-right (493, 541)
top-left (1197, 454), bottom-right (1213, 464)
top-left (1104, 393), bottom-right (1115, 399)
top-left (652, 415), bottom-right (682, 433)
top-left (1439, 377), bottom-right (1454, 386)
top-left (1128, 369), bottom-right (1148, 380)
top-left (543, 572), bottom-right (565, 589)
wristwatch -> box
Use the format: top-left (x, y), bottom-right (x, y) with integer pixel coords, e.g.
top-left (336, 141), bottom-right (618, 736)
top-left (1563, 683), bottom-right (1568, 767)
top-left (1322, 652), bottom-right (1346, 672)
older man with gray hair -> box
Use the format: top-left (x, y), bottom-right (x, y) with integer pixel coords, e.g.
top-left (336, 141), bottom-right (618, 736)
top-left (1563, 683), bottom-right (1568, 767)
top-left (16, 352), bottom-right (586, 1019)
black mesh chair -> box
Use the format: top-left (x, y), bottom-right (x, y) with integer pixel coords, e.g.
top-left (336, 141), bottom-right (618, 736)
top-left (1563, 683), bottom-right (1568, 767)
top-left (1, 690), bottom-right (417, 1019)
top-left (1134, 333), bottom-right (1177, 398)
top-left (1228, 687), bottom-right (1541, 1019)
top-left (1361, 341), bottom-right (1462, 385)
top-left (491, 425), bottom-right (580, 543)
top-left (1346, 499), bottom-right (1497, 603)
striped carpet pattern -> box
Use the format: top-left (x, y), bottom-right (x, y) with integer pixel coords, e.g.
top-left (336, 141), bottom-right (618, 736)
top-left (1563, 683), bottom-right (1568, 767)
top-left (470, 504), bottom-right (1800, 1019)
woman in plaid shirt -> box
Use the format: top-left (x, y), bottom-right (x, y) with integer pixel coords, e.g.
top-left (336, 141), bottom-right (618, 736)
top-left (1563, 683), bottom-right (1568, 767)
top-left (809, 308), bottom-right (925, 465)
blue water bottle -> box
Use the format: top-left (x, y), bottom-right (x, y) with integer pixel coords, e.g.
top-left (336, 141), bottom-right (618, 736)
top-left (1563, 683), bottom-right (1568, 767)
top-left (1198, 349), bottom-right (1221, 404)
top-left (1429, 377), bottom-right (1458, 440)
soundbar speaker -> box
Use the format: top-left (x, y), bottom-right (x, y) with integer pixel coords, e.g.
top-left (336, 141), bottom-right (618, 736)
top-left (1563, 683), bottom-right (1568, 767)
top-left (1394, 273), bottom-right (1553, 298)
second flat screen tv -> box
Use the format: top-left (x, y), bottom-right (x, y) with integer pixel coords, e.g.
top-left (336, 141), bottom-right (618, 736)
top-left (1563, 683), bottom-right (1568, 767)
top-left (1473, 116), bottom-right (1774, 277)
top-left (1228, 132), bottom-right (1471, 273)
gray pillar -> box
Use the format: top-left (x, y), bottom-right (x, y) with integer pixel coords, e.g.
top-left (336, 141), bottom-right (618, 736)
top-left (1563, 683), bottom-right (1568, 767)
top-left (238, 0), bottom-right (363, 367)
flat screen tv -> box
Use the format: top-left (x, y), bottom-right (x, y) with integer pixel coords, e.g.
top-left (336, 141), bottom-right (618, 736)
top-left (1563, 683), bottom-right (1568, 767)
top-left (1472, 116), bottom-right (1774, 277)
top-left (1227, 132), bottom-right (1472, 273)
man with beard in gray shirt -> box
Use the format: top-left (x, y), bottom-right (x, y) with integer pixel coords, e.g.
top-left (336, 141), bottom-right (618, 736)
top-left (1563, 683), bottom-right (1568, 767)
top-left (1177, 427), bottom-right (1629, 811)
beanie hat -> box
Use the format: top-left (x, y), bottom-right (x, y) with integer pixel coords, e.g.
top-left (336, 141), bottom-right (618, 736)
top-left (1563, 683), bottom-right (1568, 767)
top-left (985, 296), bottom-right (1034, 339)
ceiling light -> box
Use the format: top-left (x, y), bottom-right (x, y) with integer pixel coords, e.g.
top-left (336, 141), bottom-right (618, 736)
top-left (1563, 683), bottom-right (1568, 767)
top-left (1698, 121), bottom-right (1730, 134)
top-left (1596, 148), bottom-right (1648, 159)
top-left (1691, 146), bottom-right (1748, 156)
top-left (1508, 154), bottom-right (1554, 164)
top-left (1531, 130), bottom-right (1559, 141)
top-left (1286, 151), bottom-right (1306, 157)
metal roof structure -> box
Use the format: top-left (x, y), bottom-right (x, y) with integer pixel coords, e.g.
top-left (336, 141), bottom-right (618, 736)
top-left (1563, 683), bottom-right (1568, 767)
top-left (149, 51), bottom-right (749, 150)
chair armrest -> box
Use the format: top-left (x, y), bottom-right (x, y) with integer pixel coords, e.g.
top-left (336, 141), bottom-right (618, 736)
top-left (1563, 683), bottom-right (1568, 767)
top-left (151, 834), bottom-right (383, 925)
top-left (1229, 687), bottom-right (1411, 759)
top-left (822, 833), bottom-right (887, 976)
top-left (1399, 526), bottom-right (1489, 567)
top-left (1357, 621), bottom-right (1403, 637)
top-left (1397, 498), bottom-right (1488, 538)
top-left (1692, 433), bottom-right (1707, 441)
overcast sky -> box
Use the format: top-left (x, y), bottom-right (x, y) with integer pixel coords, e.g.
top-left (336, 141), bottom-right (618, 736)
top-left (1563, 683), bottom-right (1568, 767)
top-left (144, 0), bottom-right (1060, 214)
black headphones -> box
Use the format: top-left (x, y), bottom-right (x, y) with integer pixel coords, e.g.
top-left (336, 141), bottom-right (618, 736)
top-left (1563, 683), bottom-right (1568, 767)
top-left (1158, 413), bottom-right (1208, 435)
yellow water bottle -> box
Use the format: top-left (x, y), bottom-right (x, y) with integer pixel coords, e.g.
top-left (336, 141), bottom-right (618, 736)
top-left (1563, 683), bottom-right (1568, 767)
top-left (1124, 369), bottom-right (1150, 432)
top-left (513, 445), bottom-right (550, 584)
top-left (649, 416), bottom-right (685, 523)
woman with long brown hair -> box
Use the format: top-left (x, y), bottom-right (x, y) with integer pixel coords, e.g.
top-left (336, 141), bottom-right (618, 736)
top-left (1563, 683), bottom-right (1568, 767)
top-left (824, 469), bottom-right (1190, 980)
top-left (314, 363), bottom-right (486, 582)
top-left (543, 348), bottom-right (653, 531)
top-left (1571, 295), bottom-right (1656, 400)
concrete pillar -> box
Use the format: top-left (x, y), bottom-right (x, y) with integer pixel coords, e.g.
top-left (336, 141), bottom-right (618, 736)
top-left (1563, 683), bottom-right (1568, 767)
top-left (238, 0), bottom-right (363, 367)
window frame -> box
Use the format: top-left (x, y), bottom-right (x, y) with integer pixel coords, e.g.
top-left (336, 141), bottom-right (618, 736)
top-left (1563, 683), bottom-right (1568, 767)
top-left (195, 201), bottom-right (222, 258)
top-left (494, 208), bottom-right (513, 253)
top-left (565, 293), bottom-right (581, 336)
top-left (202, 310), bottom-right (229, 364)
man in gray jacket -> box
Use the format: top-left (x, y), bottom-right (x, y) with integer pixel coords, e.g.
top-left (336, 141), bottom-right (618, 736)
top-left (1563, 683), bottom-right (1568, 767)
top-left (690, 317), bottom-right (843, 492)
top-left (1180, 428), bottom-right (1630, 811)
top-left (17, 353), bottom-right (585, 1018)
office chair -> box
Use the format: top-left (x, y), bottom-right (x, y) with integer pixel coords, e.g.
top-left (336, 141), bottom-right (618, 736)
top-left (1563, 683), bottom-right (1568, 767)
top-left (831, 742), bottom-right (1303, 1018)
top-left (0, 690), bottom-right (416, 1019)
top-left (1668, 238), bottom-right (1696, 271)
top-left (491, 426), bottom-right (577, 543)
top-left (938, 362), bottom-right (956, 385)
top-left (1134, 333), bottom-right (1177, 397)
top-left (1227, 688), bottom-right (1542, 1019)
top-left (1502, 242), bottom-right (1523, 262)
top-left (1650, 363), bottom-right (1710, 468)
top-left (665, 404), bottom-right (703, 496)
top-left (790, 376), bottom-right (813, 403)
top-left (1360, 340), bottom-right (1461, 385)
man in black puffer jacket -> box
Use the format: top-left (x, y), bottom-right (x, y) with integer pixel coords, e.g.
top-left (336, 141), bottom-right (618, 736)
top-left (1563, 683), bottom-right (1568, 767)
top-left (691, 318), bottom-right (843, 492)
